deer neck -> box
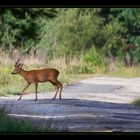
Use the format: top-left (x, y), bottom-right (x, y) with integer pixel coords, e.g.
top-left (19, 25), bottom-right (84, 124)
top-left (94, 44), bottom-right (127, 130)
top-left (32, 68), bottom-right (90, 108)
top-left (19, 69), bottom-right (28, 78)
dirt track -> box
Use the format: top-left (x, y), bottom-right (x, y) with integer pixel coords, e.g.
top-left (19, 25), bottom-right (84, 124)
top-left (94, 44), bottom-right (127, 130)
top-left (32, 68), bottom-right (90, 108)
top-left (1, 77), bottom-right (140, 132)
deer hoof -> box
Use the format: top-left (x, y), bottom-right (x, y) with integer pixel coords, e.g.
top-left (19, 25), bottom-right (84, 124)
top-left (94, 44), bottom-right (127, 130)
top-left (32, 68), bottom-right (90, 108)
top-left (18, 98), bottom-right (21, 101)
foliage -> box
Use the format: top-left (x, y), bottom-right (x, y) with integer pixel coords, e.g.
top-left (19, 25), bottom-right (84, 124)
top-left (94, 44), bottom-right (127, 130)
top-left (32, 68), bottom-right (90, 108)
top-left (0, 8), bottom-right (140, 65)
top-left (38, 8), bottom-right (140, 66)
top-left (39, 8), bottom-right (103, 57)
top-left (81, 47), bottom-right (103, 66)
top-left (0, 8), bottom-right (58, 51)
top-left (64, 47), bottom-right (106, 74)
top-left (0, 8), bottom-right (140, 74)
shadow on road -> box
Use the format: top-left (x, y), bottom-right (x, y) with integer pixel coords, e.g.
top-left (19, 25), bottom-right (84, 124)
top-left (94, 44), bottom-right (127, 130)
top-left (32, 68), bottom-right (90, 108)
top-left (0, 98), bottom-right (139, 113)
top-left (1, 98), bottom-right (140, 132)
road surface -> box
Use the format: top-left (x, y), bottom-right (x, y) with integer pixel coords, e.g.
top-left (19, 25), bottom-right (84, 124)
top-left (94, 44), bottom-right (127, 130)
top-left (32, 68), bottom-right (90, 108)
top-left (0, 77), bottom-right (140, 132)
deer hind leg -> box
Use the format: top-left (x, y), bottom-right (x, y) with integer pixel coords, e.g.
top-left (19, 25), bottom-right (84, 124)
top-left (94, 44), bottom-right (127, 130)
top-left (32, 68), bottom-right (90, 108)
top-left (34, 83), bottom-right (38, 101)
top-left (18, 82), bottom-right (31, 101)
top-left (59, 83), bottom-right (63, 99)
top-left (50, 80), bottom-right (63, 100)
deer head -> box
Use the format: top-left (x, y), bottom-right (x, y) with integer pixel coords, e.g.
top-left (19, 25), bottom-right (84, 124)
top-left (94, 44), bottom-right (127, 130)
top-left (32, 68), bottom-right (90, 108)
top-left (11, 59), bottom-right (24, 75)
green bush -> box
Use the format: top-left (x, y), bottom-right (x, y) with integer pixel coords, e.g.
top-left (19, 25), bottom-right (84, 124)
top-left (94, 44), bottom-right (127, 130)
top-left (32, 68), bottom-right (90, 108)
top-left (80, 47), bottom-right (103, 66)
top-left (39, 8), bottom-right (102, 57)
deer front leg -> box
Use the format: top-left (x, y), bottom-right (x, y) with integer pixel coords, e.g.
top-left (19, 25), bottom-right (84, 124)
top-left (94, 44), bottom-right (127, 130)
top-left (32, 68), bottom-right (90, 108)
top-left (18, 82), bottom-right (31, 101)
top-left (52, 86), bottom-right (59, 100)
top-left (34, 83), bottom-right (38, 101)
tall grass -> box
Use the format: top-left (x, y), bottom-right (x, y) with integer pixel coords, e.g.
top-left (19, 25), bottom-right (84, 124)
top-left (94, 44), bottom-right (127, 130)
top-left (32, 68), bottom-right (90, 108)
top-left (107, 61), bottom-right (140, 78)
top-left (0, 51), bottom-right (74, 96)
top-left (1, 49), bottom-right (140, 96)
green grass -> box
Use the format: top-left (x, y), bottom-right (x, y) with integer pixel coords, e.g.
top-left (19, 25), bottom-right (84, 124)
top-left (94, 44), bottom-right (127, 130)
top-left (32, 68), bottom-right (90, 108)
top-left (1, 60), bottom-right (140, 97)
top-left (0, 107), bottom-right (50, 132)
top-left (132, 98), bottom-right (140, 107)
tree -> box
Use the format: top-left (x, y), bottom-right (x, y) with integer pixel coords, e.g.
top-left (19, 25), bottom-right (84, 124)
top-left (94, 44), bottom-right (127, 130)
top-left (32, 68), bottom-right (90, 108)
top-left (0, 8), bottom-right (58, 52)
top-left (39, 8), bottom-right (140, 66)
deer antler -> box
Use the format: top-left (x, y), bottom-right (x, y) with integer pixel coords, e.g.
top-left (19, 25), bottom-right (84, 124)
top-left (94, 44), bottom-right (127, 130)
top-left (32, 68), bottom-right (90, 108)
top-left (15, 59), bottom-right (23, 67)
top-left (15, 59), bottom-right (20, 66)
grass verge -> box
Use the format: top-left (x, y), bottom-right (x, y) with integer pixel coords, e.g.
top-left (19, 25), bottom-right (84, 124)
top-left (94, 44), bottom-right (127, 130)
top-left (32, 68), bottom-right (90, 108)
top-left (132, 98), bottom-right (140, 107)
top-left (0, 107), bottom-right (50, 132)
top-left (1, 57), bottom-right (140, 96)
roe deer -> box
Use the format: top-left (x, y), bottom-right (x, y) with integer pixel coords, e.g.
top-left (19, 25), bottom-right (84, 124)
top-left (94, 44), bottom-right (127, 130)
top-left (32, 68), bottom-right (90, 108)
top-left (11, 59), bottom-right (63, 101)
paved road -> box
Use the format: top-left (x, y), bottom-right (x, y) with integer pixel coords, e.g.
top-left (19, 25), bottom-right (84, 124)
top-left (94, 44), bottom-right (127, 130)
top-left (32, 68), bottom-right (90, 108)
top-left (0, 77), bottom-right (140, 132)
